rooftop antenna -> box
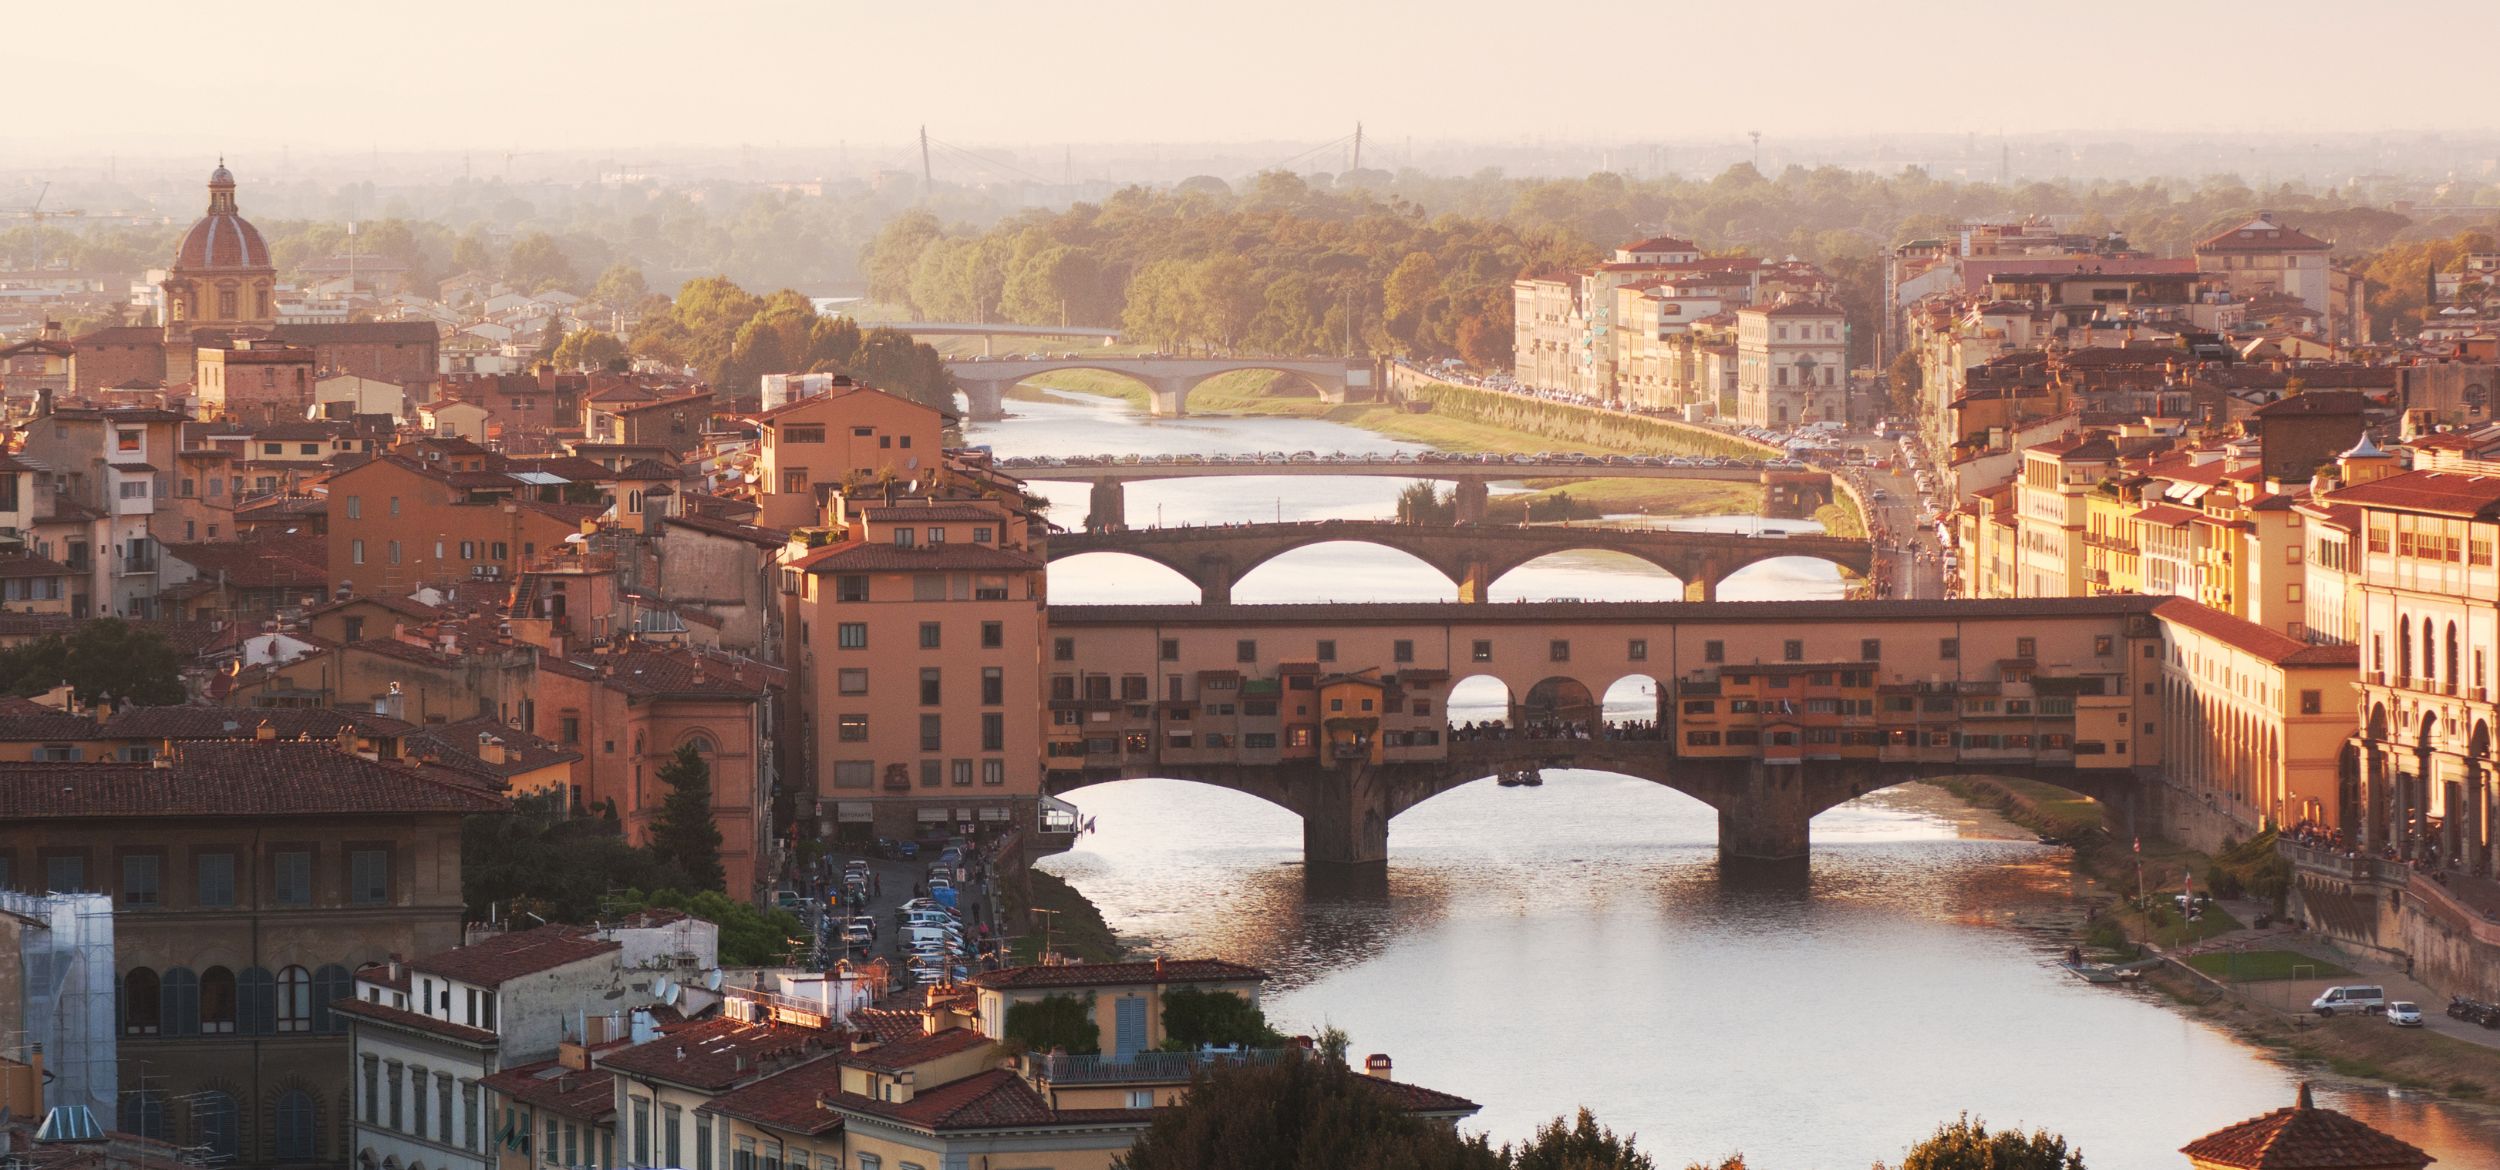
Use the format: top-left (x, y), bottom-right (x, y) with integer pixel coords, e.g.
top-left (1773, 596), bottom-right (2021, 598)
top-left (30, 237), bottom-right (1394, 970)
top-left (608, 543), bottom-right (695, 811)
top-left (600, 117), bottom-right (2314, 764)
top-left (920, 126), bottom-right (933, 204)
top-left (1749, 130), bottom-right (1761, 169)
top-left (1351, 122), bottom-right (1363, 173)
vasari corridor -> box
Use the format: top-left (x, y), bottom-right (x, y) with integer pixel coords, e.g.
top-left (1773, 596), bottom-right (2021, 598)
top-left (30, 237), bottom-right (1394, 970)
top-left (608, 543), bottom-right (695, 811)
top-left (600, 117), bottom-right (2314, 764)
top-left (4, 4), bottom-right (2500, 1169)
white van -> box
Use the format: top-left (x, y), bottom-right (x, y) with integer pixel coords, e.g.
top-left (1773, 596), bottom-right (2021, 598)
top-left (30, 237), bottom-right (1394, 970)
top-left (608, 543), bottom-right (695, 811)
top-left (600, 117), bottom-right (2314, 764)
top-left (2311, 985), bottom-right (2387, 1016)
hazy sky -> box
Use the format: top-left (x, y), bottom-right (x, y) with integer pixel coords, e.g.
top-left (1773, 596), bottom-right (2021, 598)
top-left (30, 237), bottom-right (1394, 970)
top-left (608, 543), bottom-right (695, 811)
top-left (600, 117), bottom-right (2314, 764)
top-left (19, 0), bottom-right (2497, 154)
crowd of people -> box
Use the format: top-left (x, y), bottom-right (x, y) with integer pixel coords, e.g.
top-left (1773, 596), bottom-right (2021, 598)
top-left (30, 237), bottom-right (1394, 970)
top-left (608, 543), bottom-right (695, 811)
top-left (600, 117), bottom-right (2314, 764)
top-left (1448, 718), bottom-right (1671, 743)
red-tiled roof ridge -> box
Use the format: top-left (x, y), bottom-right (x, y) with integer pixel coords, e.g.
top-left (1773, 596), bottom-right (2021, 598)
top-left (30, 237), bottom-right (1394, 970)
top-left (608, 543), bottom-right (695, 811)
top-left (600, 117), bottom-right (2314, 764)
top-left (2154, 599), bottom-right (2358, 668)
top-left (2178, 1082), bottom-right (2431, 1169)
top-left (840, 1026), bottom-right (991, 1073)
top-left (411, 924), bottom-right (620, 987)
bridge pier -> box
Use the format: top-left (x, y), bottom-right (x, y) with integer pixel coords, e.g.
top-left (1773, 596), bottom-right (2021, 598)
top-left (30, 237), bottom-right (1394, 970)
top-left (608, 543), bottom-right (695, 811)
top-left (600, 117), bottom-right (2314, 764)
top-left (1086, 478), bottom-right (1127, 531)
top-left (1683, 575), bottom-right (1718, 602)
top-left (1453, 478), bottom-right (1489, 525)
top-left (960, 379), bottom-right (1010, 422)
top-left (1147, 376), bottom-right (1193, 418)
top-left (1456, 558), bottom-right (1494, 604)
top-left (1717, 761), bottom-right (1813, 869)
top-left (1195, 554), bottom-right (1236, 605)
top-left (1296, 763), bottom-right (1391, 889)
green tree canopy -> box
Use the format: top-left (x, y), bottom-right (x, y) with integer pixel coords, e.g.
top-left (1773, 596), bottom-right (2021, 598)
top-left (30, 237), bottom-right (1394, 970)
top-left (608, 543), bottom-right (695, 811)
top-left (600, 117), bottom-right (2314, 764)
top-left (589, 263), bottom-right (648, 308)
top-left (1114, 1051), bottom-right (1501, 1170)
top-left (0, 618), bottom-right (184, 705)
top-left (1507, 1109), bottom-right (1658, 1170)
top-left (1157, 986), bottom-right (1285, 1051)
top-left (647, 743), bottom-right (725, 893)
top-left (553, 329), bottom-right (628, 371)
top-left (1880, 1115), bottom-right (2086, 1170)
top-left (461, 792), bottom-right (686, 921)
top-left (1004, 994), bottom-right (1100, 1055)
top-left (608, 888), bottom-right (806, 966)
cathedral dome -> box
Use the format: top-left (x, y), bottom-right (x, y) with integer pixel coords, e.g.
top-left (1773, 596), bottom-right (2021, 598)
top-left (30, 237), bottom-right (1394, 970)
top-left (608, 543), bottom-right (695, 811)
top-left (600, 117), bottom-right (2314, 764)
top-left (173, 162), bottom-right (270, 271)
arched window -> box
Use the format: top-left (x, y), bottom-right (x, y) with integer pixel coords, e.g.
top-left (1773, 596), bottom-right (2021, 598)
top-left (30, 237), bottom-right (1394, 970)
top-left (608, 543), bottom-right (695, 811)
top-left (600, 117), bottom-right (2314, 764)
top-left (312, 964), bottom-right (353, 1034)
top-left (120, 1090), bottom-right (167, 1140)
top-left (2423, 617), bottom-right (2437, 683)
top-left (256, 287), bottom-right (272, 320)
top-left (2400, 619), bottom-right (2413, 681)
top-left (276, 966), bottom-right (313, 1033)
top-left (2448, 622), bottom-right (2461, 692)
top-left (238, 966), bottom-right (276, 1035)
top-left (200, 965), bottom-right (237, 1034)
top-left (192, 1091), bottom-right (240, 1162)
top-left (123, 967), bottom-right (161, 1035)
top-left (274, 1088), bottom-right (319, 1162)
top-left (218, 288), bottom-right (238, 320)
top-left (160, 967), bottom-right (199, 1036)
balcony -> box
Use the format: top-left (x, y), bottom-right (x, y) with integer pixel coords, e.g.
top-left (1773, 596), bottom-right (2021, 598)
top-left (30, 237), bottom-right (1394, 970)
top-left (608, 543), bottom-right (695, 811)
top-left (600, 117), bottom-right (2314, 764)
top-left (1032, 1048), bottom-right (1287, 1086)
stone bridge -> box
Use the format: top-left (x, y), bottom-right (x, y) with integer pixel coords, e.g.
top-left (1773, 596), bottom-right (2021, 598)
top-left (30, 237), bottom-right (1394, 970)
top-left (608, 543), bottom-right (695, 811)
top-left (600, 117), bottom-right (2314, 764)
top-left (948, 356), bottom-right (1368, 420)
top-left (1046, 519), bottom-right (1873, 602)
top-left (1009, 457), bottom-right (1839, 523)
top-left (1038, 596), bottom-right (2172, 885)
top-left (1044, 738), bottom-right (2147, 889)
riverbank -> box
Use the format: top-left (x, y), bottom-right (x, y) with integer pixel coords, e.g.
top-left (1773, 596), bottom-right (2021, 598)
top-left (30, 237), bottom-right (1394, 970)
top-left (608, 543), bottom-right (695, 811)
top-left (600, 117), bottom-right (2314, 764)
top-left (1012, 372), bottom-right (1766, 519)
top-left (1931, 775), bottom-right (2500, 1107)
top-left (1003, 865), bottom-right (1126, 964)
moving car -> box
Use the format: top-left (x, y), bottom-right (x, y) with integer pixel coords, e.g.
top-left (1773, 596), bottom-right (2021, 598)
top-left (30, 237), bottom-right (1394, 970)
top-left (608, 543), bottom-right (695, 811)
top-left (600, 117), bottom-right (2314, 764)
top-left (2386, 1000), bottom-right (2423, 1027)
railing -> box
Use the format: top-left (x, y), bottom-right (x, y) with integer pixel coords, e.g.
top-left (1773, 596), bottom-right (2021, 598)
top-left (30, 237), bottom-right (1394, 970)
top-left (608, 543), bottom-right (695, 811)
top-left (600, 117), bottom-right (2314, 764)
top-left (2279, 839), bottom-right (2396, 883)
top-left (1033, 1047), bottom-right (1289, 1085)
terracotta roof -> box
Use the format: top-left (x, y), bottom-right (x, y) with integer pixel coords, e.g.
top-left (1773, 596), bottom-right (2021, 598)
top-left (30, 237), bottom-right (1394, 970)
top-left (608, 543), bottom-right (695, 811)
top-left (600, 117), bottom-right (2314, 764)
top-left (406, 716), bottom-right (581, 779)
top-left (269, 321), bottom-right (443, 346)
top-left (2178, 1083), bottom-right (2431, 1169)
top-left (1619, 235), bottom-right (1698, 253)
top-left (790, 542), bottom-right (1040, 574)
top-left (858, 503), bottom-right (1010, 523)
top-left (2329, 470), bottom-right (2500, 519)
top-left (412, 924), bottom-right (619, 987)
top-left (969, 959), bottom-right (1264, 991)
top-left (162, 535), bottom-right (328, 589)
top-left (2253, 391), bottom-right (2371, 418)
top-left (330, 995), bottom-right (500, 1046)
top-left (662, 513), bottom-right (791, 548)
top-left (2154, 599), bottom-right (2358, 668)
top-left (0, 742), bottom-right (507, 820)
top-left (0, 710), bottom-right (106, 740)
top-left (2195, 217), bottom-right (2335, 254)
top-left (598, 1018), bottom-right (835, 1091)
top-left (847, 1007), bottom-right (931, 1046)
top-left (478, 1059), bottom-right (617, 1123)
top-left (1741, 299), bottom-right (1842, 318)
top-left (306, 594), bottom-right (446, 625)
top-left (841, 1027), bottom-right (992, 1073)
top-left (0, 553), bottom-right (71, 580)
top-left (538, 647), bottom-right (773, 699)
top-left (1364, 1076), bottom-right (1483, 1117)
top-left (695, 1054), bottom-right (846, 1136)
top-left (103, 705), bottom-right (412, 741)
top-left (823, 1068), bottom-right (1062, 1132)
top-left (2133, 503), bottom-right (2207, 527)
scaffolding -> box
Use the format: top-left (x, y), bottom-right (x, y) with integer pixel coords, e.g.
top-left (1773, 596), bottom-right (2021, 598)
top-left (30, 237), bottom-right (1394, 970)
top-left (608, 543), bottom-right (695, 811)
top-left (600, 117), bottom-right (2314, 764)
top-left (1, 889), bottom-right (116, 1126)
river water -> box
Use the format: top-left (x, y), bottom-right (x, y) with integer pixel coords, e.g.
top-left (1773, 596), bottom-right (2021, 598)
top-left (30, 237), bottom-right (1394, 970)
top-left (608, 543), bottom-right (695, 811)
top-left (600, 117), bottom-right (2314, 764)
top-left (970, 390), bottom-right (2500, 1169)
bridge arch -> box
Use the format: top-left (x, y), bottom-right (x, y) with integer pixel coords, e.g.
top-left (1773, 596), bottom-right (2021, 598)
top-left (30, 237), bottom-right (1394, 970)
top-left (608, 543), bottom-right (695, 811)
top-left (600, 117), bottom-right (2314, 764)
top-left (1716, 554), bottom-right (1852, 601)
top-left (1445, 674), bottom-right (1514, 728)
top-left (1520, 676), bottom-right (1598, 725)
top-left (1601, 673), bottom-right (1664, 728)
top-left (1480, 549), bottom-right (1687, 603)
top-left (1045, 550), bottom-right (1203, 605)
top-left (1230, 541), bottom-right (1458, 604)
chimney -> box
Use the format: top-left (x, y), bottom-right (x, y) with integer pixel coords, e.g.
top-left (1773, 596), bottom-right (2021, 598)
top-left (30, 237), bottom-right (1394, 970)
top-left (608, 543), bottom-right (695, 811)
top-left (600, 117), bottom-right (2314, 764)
top-left (1364, 1053), bottom-right (1393, 1079)
top-left (254, 720), bottom-right (278, 742)
top-left (387, 956), bottom-right (403, 982)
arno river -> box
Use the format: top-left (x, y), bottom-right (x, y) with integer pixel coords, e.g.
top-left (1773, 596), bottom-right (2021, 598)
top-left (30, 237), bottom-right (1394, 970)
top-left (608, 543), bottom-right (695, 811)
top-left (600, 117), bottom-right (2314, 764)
top-left (969, 389), bottom-right (2500, 1169)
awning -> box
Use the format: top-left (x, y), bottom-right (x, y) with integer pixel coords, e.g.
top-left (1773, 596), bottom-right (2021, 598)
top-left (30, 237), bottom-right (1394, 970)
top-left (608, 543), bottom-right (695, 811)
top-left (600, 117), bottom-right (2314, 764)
top-left (977, 808), bottom-right (1010, 822)
top-left (914, 807), bottom-right (949, 823)
top-left (834, 801), bottom-right (873, 823)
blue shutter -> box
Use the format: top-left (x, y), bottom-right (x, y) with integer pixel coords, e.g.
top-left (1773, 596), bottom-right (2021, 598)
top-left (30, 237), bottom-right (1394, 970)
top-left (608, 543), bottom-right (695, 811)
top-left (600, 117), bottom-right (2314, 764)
top-left (238, 967), bottom-right (276, 1035)
top-left (313, 965), bottom-right (353, 1034)
top-left (1113, 995), bottom-right (1147, 1061)
top-left (160, 967), bottom-right (199, 1037)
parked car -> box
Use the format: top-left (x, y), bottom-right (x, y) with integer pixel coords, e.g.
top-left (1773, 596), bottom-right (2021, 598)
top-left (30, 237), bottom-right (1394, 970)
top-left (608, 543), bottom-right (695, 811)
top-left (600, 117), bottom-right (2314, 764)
top-left (2386, 1000), bottom-right (2424, 1027)
top-left (2311, 985), bottom-right (2387, 1016)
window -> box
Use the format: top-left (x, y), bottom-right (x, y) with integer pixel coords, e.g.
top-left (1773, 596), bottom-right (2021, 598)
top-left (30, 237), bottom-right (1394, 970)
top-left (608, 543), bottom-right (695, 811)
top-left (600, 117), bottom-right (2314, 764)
top-left (199, 966), bottom-right (236, 1034)
top-left (920, 667), bottom-right (943, 705)
top-left (349, 848), bottom-right (389, 905)
top-left (838, 623), bottom-right (868, 649)
top-left (664, 1105), bottom-right (682, 1168)
top-left (696, 1115), bottom-right (713, 1170)
top-left (361, 1055), bottom-right (378, 1123)
top-left (1939, 638), bottom-right (1958, 660)
top-left (834, 760), bottom-right (873, 789)
top-left (1627, 638), bottom-right (1647, 661)
top-left (632, 1097), bottom-right (651, 1166)
top-left (388, 540), bottom-right (401, 564)
top-left (1550, 640), bottom-right (1570, 662)
top-left (2300, 689), bottom-right (2323, 715)
top-left (1783, 640), bottom-right (1803, 662)
top-left (983, 621), bottom-right (1004, 648)
top-left (1472, 640), bottom-right (1493, 662)
top-left (1316, 639), bottom-right (1336, 662)
top-left (351, 539), bottom-right (366, 565)
top-left (1054, 637), bottom-right (1076, 661)
top-left (919, 714), bottom-right (943, 751)
top-left (982, 712), bottom-right (1005, 751)
top-left (2014, 636), bottom-right (2036, 659)
top-left (982, 667), bottom-right (1003, 704)
top-left (1860, 638), bottom-right (1880, 661)
top-left (834, 574), bottom-right (869, 602)
top-left (346, 495), bottom-right (362, 519)
top-left (1392, 639), bottom-right (1415, 663)
top-left (276, 965), bottom-right (312, 1032)
top-left (982, 759), bottom-right (1005, 785)
top-left (952, 759), bottom-right (973, 787)
top-left (839, 714), bottom-right (870, 742)
top-left (274, 1088), bottom-right (318, 1162)
top-left (121, 853), bottom-right (160, 907)
top-left (1704, 640), bottom-right (1724, 663)
top-left (1236, 640), bottom-right (1258, 663)
top-left (892, 527), bottom-right (915, 548)
top-left (122, 968), bottom-right (161, 1035)
top-left (273, 849), bottom-right (311, 904)
top-left (920, 622), bottom-right (941, 649)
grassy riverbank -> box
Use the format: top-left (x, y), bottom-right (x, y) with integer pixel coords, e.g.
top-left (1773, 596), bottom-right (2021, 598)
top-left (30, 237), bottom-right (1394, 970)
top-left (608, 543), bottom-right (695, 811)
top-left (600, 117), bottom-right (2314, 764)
top-left (1014, 371), bottom-right (1769, 518)
top-left (1002, 866), bottom-right (1126, 965)
top-left (1932, 775), bottom-right (2500, 1103)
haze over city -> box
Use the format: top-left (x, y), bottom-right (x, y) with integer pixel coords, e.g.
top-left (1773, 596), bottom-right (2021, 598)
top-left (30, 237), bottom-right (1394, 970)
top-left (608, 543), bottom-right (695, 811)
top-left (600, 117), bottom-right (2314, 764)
top-left (2, 5), bottom-right (2500, 1170)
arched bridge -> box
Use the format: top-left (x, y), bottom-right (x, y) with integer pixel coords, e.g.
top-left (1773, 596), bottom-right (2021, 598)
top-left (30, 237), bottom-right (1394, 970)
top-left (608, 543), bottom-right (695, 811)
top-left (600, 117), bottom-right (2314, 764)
top-left (1005, 456), bottom-right (1837, 525)
top-left (948, 356), bottom-right (1367, 420)
top-left (1045, 519), bottom-right (1872, 602)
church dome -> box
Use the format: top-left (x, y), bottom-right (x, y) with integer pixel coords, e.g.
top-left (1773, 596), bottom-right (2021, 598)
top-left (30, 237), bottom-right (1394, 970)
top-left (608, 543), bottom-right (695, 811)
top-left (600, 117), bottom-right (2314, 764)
top-left (173, 162), bottom-right (270, 271)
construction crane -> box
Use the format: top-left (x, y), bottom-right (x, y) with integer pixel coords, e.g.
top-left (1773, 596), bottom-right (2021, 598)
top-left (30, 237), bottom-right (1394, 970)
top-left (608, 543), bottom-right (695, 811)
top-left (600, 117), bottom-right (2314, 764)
top-left (4, 182), bottom-right (86, 225)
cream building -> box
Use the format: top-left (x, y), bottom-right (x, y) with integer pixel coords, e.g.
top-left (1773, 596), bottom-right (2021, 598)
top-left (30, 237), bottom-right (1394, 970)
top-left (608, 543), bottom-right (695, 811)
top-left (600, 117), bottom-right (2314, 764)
top-left (1733, 300), bottom-right (1847, 427)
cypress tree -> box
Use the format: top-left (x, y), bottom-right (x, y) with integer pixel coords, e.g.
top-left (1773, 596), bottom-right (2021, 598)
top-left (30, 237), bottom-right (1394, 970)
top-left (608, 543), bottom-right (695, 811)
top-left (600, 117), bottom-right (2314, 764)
top-left (649, 744), bottom-right (725, 892)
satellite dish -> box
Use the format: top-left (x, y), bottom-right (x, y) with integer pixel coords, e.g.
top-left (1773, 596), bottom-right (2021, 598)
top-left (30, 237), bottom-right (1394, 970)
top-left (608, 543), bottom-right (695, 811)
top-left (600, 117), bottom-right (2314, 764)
top-left (662, 983), bottom-right (682, 1007)
top-left (703, 969), bottom-right (723, 991)
top-left (906, 479), bottom-right (921, 493)
top-left (652, 976), bottom-right (673, 1001)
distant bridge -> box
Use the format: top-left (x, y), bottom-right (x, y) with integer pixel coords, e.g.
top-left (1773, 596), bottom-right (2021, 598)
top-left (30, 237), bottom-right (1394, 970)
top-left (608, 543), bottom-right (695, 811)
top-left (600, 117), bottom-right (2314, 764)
top-left (1008, 456), bottom-right (1837, 524)
top-left (851, 321), bottom-right (1127, 347)
top-left (945, 355), bottom-right (1368, 420)
top-left (1046, 519), bottom-right (1872, 602)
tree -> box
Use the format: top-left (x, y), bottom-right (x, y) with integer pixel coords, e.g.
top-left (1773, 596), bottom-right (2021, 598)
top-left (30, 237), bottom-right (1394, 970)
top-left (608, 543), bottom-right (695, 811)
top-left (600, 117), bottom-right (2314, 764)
top-left (1114, 1051), bottom-right (1502, 1170)
top-left (536, 315), bottom-right (565, 362)
top-left (1004, 994), bottom-right (1100, 1054)
top-left (647, 743), bottom-right (725, 892)
top-left (553, 329), bottom-right (627, 371)
top-left (607, 888), bottom-right (805, 966)
top-left (1157, 986), bottom-right (1284, 1050)
top-left (0, 618), bottom-right (185, 705)
top-left (461, 792), bottom-right (687, 921)
top-left (589, 263), bottom-right (648, 308)
top-left (1507, 1109), bottom-right (1657, 1170)
top-left (507, 232), bottom-right (579, 293)
top-left (1878, 1116), bottom-right (2086, 1170)
top-left (1397, 482), bottom-right (1455, 525)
